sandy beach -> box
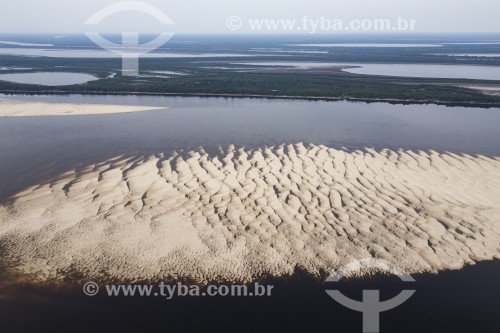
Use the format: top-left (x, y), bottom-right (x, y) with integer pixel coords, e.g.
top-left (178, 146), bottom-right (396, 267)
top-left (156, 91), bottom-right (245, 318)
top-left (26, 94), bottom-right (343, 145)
top-left (0, 143), bottom-right (498, 283)
top-left (0, 99), bottom-right (163, 116)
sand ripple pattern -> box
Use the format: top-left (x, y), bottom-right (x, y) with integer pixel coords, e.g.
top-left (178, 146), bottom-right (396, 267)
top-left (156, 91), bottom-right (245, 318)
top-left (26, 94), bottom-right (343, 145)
top-left (0, 143), bottom-right (499, 282)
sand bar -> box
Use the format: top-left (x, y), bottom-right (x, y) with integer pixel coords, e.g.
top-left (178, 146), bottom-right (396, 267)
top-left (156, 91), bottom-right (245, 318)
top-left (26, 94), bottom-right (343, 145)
top-left (0, 99), bottom-right (164, 116)
top-left (0, 143), bottom-right (499, 283)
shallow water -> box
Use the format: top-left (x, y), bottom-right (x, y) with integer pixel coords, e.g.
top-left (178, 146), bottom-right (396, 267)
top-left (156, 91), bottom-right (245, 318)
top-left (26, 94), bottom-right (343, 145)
top-left (343, 63), bottom-right (500, 80)
top-left (466, 86), bottom-right (500, 91)
top-left (290, 43), bottom-right (442, 47)
top-left (239, 62), bottom-right (500, 80)
top-left (149, 70), bottom-right (187, 75)
top-left (0, 48), bottom-right (259, 58)
top-left (436, 53), bottom-right (500, 57)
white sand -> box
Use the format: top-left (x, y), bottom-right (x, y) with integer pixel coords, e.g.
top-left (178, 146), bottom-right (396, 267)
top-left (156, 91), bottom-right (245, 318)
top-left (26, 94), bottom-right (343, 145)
top-left (0, 143), bottom-right (499, 283)
top-left (0, 99), bottom-right (163, 116)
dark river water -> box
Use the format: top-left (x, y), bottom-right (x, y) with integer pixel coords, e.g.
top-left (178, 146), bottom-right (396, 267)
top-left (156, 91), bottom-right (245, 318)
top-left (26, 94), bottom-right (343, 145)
top-left (1, 94), bottom-right (499, 201)
top-left (1, 260), bottom-right (499, 333)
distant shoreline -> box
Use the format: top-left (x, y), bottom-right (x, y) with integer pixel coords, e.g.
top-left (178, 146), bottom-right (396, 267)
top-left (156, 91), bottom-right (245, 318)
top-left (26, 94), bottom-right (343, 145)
top-left (2, 90), bottom-right (500, 108)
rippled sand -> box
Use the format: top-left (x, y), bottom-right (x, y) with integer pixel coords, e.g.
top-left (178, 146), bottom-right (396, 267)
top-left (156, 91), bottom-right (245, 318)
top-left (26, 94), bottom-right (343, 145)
top-left (0, 100), bottom-right (163, 116)
top-left (0, 143), bottom-right (499, 283)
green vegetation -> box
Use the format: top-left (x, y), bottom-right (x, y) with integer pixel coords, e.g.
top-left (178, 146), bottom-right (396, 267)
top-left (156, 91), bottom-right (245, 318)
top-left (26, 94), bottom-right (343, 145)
top-left (1, 54), bottom-right (500, 106)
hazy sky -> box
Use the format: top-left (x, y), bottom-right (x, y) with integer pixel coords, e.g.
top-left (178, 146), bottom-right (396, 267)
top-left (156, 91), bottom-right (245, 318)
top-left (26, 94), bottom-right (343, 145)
top-left (1, 0), bottom-right (499, 33)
